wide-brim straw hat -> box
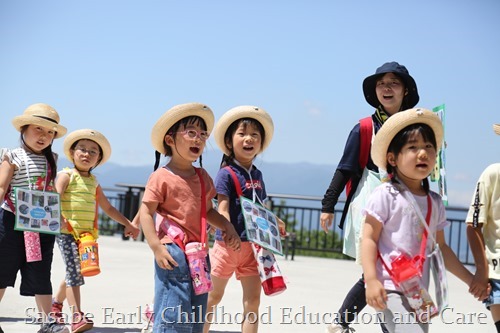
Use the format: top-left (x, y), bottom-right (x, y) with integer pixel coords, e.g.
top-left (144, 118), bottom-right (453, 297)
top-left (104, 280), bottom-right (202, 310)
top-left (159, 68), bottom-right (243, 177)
top-left (151, 102), bottom-right (214, 155)
top-left (363, 61), bottom-right (419, 109)
top-left (214, 105), bottom-right (274, 156)
top-left (63, 129), bottom-right (112, 165)
top-left (371, 108), bottom-right (444, 171)
top-left (494, 124), bottom-right (500, 135)
top-left (12, 103), bottom-right (67, 138)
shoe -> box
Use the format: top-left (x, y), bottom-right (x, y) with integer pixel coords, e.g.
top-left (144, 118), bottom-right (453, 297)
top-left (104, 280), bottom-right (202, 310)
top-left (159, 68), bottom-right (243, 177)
top-left (50, 299), bottom-right (65, 324)
top-left (37, 322), bottom-right (70, 333)
top-left (0, 325), bottom-right (3, 333)
top-left (71, 311), bottom-right (94, 333)
top-left (325, 323), bottom-right (356, 333)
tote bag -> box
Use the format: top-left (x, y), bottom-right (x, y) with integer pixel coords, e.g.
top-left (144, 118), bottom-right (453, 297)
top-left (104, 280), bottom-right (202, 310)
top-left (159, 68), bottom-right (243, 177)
top-left (342, 168), bottom-right (382, 263)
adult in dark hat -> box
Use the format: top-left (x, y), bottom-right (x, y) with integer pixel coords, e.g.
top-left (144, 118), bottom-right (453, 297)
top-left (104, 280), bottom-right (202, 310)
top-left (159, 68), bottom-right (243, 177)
top-left (321, 61), bottom-right (419, 333)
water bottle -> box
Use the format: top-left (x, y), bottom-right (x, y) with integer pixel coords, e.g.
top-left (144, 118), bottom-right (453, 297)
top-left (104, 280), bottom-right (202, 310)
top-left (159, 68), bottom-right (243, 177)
top-left (391, 254), bottom-right (438, 321)
top-left (185, 242), bottom-right (212, 295)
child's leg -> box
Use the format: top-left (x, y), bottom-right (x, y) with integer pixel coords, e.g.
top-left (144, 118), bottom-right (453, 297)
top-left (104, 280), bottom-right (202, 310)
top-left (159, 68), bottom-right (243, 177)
top-left (240, 276), bottom-right (261, 333)
top-left (57, 234), bottom-right (85, 313)
top-left (491, 305), bottom-right (500, 333)
top-left (204, 241), bottom-right (238, 333)
top-left (35, 294), bottom-right (53, 321)
top-left (0, 288), bottom-right (5, 301)
top-left (381, 292), bottom-right (428, 333)
top-left (204, 275), bottom-right (230, 333)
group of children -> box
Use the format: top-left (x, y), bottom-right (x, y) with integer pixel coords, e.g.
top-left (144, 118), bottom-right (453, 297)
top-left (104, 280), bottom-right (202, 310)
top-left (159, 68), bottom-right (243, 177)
top-left (0, 72), bottom-right (499, 333)
top-left (0, 101), bottom-right (283, 333)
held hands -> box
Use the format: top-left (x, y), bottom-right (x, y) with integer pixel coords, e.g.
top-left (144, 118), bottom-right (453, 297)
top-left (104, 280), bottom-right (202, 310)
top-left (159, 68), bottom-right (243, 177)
top-left (365, 279), bottom-right (388, 311)
top-left (124, 222), bottom-right (140, 240)
top-left (222, 223), bottom-right (241, 252)
top-left (320, 212), bottom-right (334, 233)
top-left (468, 270), bottom-right (491, 301)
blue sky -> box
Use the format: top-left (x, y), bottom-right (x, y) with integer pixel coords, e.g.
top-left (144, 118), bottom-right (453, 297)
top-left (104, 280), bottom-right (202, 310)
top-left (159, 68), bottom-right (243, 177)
top-left (1, 0), bottom-right (499, 206)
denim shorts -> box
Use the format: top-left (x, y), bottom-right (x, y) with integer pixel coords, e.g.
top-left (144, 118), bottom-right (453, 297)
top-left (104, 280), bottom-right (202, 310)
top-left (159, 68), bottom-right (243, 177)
top-left (56, 233), bottom-right (85, 287)
top-left (154, 243), bottom-right (210, 333)
top-left (484, 278), bottom-right (500, 309)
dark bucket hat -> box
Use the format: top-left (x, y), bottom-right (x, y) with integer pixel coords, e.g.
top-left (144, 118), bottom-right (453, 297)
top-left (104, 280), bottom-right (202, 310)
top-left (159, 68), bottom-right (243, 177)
top-left (362, 61), bottom-right (419, 109)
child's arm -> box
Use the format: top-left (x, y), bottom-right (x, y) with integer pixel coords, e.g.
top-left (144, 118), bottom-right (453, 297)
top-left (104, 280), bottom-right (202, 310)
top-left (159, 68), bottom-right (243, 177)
top-left (466, 223), bottom-right (490, 300)
top-left (96, 185), bottom-right (139, 239)
top-left (139, 201), bottom-right (178, 270)
top-left (54, 171), bottom-right (71, 230)
top-left (437, 230), bottom-right (477, 294)
top-left (208, 194), bottom-right (241, 251)
top-left (0, 160), bottom-right (15, 203)
top-left (361, 213), bottom-right (387, 310)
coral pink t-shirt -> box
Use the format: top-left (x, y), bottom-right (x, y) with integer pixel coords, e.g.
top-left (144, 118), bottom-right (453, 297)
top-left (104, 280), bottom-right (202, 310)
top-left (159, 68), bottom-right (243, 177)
top-left (142, 167), bottom-right (216, 244)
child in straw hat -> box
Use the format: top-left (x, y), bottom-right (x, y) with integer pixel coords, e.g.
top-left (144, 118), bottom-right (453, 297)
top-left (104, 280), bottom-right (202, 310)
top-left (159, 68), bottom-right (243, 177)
top-left (204, 105), bottom-right (285, 333)
top-left (361, 108), bottom-right (481, 332)
top-left (50, 129), bottom-right (139, 333)
top-left (139, 102), bottom-right (240, 332)
top-left (466, 123), bottom-right (500, 332)
top-left (0, 103), bottom-right (69, 333)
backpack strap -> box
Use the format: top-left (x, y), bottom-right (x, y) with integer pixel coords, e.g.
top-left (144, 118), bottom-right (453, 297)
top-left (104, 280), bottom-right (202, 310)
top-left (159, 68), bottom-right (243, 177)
top-left (345, 116), bottom-right (373, 198)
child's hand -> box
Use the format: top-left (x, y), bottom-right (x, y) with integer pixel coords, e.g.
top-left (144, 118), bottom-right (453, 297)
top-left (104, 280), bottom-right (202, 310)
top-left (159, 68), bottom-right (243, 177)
top-left (222, 224), bottom-right (241, 251)
top-left (124, 222), bottom-right (140, 240)
top-left (365, 279), bottom-right (387, 311)
top-left (153, 244), bottom-right (179, 270)
top-left (469, 272), bottom-right (490, 301)
top-left (277, 218), bottom-right (286, 237)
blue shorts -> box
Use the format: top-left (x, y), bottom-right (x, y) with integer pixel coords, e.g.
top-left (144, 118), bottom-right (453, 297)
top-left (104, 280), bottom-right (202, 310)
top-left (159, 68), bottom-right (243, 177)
top-left (0, 209), bottom-right (55, 296)
top-left (485, 278), bottom-right (500, 309)
top-left (154, 243), bottom-right (210, 333)
top-left (56, 233), bottom-right (85, 287)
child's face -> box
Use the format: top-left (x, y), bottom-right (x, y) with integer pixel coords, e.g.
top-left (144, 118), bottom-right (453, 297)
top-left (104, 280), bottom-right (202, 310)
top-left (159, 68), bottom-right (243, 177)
top-left (71, 139), bottom-right (101, 171)
top-left (167, 122), bottom-right (207, 163)
top-left (375, 73), bottom-right (405, 115)
top-left (228, 122), bottom-right (262, 169)
top-left (23, 124), bottom-right (56, 153)
top-left (388, 131), bottom-right (437, 183)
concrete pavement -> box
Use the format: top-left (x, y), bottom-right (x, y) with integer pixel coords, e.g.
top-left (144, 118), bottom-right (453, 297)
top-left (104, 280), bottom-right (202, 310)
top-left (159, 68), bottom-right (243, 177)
top-left (0, 235), bottom-right (495, 333)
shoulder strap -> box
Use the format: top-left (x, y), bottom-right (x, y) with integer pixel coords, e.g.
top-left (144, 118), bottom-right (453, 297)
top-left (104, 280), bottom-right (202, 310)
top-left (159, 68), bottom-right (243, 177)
top-left (225, 166), bottom-right (243, 197)
top-left (194, 168), bottom-right (207, 244)
top-left (358, 116), bottom-right (373, 169)
top-left (345, 117), bottom-right (373, 198)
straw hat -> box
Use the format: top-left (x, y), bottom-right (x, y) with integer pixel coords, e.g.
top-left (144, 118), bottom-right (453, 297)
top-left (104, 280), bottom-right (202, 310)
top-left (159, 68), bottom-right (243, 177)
top-left (371, 108), bottom-right (444, 171)
top-left (63, 129), bottom-right (112, 165)
top-left (151, 102), bottom-right (214, 154)
top-left (12, 103), bottom-right (67, 138)
top-left (363, 62), bottom-right (419, 109)
top-left (494, 124), bottom-right (500, 135)
top-left (214, 105), bottom-right (274, 156)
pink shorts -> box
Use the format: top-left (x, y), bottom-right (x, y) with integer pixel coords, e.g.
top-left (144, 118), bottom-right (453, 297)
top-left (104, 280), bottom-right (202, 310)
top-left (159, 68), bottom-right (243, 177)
top-left (210, 241), bottom-right (259, 280)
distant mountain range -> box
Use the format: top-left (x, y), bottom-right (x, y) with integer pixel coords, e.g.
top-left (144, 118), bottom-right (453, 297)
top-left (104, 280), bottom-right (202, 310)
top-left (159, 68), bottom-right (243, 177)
top-left (58, 153), bottom-right (337, 201)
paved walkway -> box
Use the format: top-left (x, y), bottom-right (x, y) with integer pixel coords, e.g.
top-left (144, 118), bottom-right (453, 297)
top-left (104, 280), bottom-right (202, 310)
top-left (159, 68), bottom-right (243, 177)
top-left (0, 235), bottom-right (495, 333)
